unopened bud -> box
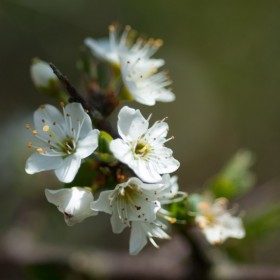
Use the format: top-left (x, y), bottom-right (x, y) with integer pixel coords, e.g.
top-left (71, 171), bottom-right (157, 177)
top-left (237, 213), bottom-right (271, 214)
top-left (30, 58), bottom-right (58, 88)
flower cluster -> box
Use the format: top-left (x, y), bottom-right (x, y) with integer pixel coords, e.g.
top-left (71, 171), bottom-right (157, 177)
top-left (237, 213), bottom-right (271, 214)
top-left (25, 24), bottom-right (246, 255)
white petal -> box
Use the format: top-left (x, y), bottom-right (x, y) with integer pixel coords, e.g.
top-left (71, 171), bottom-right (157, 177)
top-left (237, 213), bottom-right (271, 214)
top-left (155, 89), bottom-right (175, 102)
top-left (25, 153), bottom-right (63, 174)
top-left (30, 60), bottom-right (58, 88)
top-left (217, 214), bottom-right (245, 241)
top-left (85, 38), bottom-right (119, 65)
top-left (90, 190), bottom-right (113, 214)
top-left (133, 159), bottom-right (162, 183)
top-left (129, 220), bottom-right (170, 255)
top-left (146, 121), bottom-right (169, 141)
top-left (133, 94), bottom-right (157, 106)
top-left (76, 129), bottom-right (100, 158)
top-left (111, 211), bottom-right (127, 234)
top-left (203, 225), bottom-right (225, 244)
top-left (117, 106), bottom-right (149, 141)
top-left (109, 139), bottom-right (134, 164)
top-left (34, 104), bottom-right (64, 137)
top-left (129, 221), bottom-right (148, 255)
top-left (54, 155), bottom-right (81, 183)
top-left (64, 103), bottom-right (93, 139)
top-left (45, 187), bottom-right (97, 226)
top-left (149, 147), bottom-right (180, 175)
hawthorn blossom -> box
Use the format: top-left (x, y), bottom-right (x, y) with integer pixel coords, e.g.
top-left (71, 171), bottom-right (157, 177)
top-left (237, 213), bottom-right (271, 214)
top-left (119, 55), bottom-right (175, 106)
top-left (45, 187), bottom-right (97, 226)
top-left (91, 177), bottom-right (162, 234)
top-left (129, 220), bottom-right (170, 255)
top-left (110, 106), bottom-right (180, 183)
top-left (128, 175), bottom-right (181, 255)
top-left (195, 197), bottom-right (245, 244)
top-left (25, 103), bottom-right (99, 183)
top-left (84, 25), bottom-right (164, 69)
top-left (85, 25), bottom-right (174, 105)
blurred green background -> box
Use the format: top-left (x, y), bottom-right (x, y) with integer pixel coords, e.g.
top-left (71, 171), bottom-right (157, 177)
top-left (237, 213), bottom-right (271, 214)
top-left (1, 0), bottom-right (280, 279)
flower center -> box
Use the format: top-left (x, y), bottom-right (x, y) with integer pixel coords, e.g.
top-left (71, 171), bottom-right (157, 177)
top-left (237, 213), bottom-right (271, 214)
top-left (135, 141), bottom-right (151, 157)
top-left (63, 138), bottom-right (76, 154)
top-left (43, 125), bottom-right (76, 155)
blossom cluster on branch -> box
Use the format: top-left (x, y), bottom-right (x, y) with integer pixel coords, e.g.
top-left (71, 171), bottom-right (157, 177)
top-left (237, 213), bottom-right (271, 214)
top-left (25, 24), bottom-right (247, 255)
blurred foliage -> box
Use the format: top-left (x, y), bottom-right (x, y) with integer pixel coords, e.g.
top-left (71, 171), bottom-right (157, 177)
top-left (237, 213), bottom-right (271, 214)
top-left (207, 150), bottom-right (256, 199)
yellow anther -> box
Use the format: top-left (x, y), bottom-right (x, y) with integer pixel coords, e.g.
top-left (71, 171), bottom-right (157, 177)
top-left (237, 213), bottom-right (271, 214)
top-left (109, 24), bottom-right (115, 32)
top-left (155, 39), bottom-right (164, 47)
top-left (43, 125), bottom-right (50, 132)
top-left (39, 104), bottom-right (45, 109)
top-left (36, 148), bottom-right (43, 153)
top-left (28, 141), bottom-right (32, 148)
top-left (25, 123), bottom-right (30, 129)
top-left (60, 102), bottom-right (65, 108)
top-left (199, 202), bottom-right (210, 210)
top-left (32, 130), bottom-right (38, 135)
top-left (125, 25), bottom-right (131, 31)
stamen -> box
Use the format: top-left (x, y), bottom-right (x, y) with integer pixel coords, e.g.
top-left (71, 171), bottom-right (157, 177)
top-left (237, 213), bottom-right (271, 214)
top-left (154, 39), bottom-right (163, 48)
top-left (33, 130), bottom-right (38, 135)
top-left (108, 24), bottom-right (115, 32)
top-left (28, 141), bottom-right (32, 148)
top-left (25, 123), bottom-right (30, 129)
top-left (36, 148), bottom-right (44, 153)
top-left (42, 125), bottom-right (65, 150)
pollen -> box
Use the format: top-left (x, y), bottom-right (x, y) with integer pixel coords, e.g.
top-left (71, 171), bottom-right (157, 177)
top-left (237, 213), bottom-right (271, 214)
top-left (199, 202), bottom-right (210, 211)
top-left (109, 24), bottom-right (115, 32)
top-left (125, 25), bottom-right (131, 31)
top-left (155, 39), bottom-right (164, 47)
top-left (43, 125), bottom-right (50, 132)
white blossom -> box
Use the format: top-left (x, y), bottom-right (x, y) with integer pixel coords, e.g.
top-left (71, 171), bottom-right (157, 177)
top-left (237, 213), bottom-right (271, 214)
top-left (91, 177), bottom-right (162, 234)
top-left (129, 220), bottom-right (170, 255)
top-left (110, 106), bottom-right (180, 183)
top-left (45, 187), bottom-right (97, 226)
top-left (84, 25), bottom-right (164, 69)
top-left (119, 55), bottom-right (175, 106)
top-left (25, 103), bottom-right (100, 183)
top-left (195, 197), bottom-right (245, 244)
top-left (30, 58), bottom-right (58, 88)
top-left (85, 25), bottom-right (174, 106)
